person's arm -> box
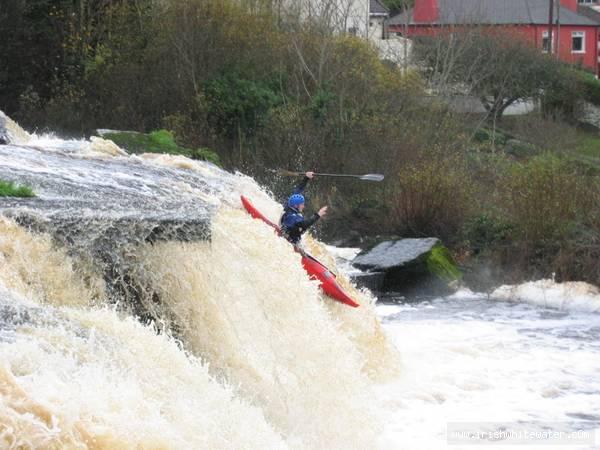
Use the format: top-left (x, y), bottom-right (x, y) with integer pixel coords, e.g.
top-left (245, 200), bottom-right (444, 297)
top-left (295, 213), bottom-right (320, 230)
top-left (284, 206), bottom-right (327, 234)
top-left (291, 171), bottom-right (314, 195)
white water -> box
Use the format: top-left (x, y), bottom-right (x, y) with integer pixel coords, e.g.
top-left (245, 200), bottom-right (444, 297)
top-left (1, 116), bottom-right (600, 449)
top-left (491, 279), bottom-right (600, 313)
top-left (0, 118), bottom-right (399, 449)
top-left (377, 290), bottom-right (600, 449)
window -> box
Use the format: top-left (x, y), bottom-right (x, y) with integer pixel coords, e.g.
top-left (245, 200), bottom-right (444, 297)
top-left (578, 0), bottom-right (597, 4)
top-left (572, 31), bottom-right (585, 53)
top-left (542, 31), bottom-right (553, 53)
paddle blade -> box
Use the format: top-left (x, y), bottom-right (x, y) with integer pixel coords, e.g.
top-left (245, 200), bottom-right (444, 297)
top-left (359, 173), bottom-right (385, 182)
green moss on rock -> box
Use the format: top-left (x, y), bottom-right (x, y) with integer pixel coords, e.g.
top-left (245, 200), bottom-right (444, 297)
top-left (0, 179), bottom-right (35, 197)
top-left (426, 244), bottom-right (462, 282)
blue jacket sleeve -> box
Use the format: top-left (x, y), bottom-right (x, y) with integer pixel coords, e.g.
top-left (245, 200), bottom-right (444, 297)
top-left (292, 176), bottom-right (310, 195)
top-left (282, 212), bottom-right (320, 231)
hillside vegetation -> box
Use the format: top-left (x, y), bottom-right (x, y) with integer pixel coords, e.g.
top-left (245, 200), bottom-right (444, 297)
top-left (0, 0), bottom-right (598, 287)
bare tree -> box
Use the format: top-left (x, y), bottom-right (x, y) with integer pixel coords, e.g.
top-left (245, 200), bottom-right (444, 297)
top-left (281, 0), bottom-right (368, 99)
top-left (413, 28), bottom-right (565, 121)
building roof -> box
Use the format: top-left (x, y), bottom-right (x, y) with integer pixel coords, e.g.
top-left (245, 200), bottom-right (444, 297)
top-left (370, 0), bottom-right (389, 16)
top-left (577, 4), bottom-right (600, 24)
top-left (389, 0), bottom-right (599, 26)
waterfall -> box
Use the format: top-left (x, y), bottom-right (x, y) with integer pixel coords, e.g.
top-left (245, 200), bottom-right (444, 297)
top-left (0, 113), bottom-right (400, 449)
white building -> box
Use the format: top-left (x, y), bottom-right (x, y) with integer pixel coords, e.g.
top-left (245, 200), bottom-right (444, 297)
top-left (276, 0), bottom-right (411, 64)
top-left (367, 0), bottom-right (412, 65)
top-left (277, 0), bottom-right (369, 35)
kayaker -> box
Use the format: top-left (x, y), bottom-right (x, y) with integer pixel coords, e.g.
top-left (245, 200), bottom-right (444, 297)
top-left (280, 171), bottom-right (328, 245)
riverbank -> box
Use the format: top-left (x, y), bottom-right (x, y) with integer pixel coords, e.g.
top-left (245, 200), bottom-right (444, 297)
top-left (316, 116), bottom-right (599, 290)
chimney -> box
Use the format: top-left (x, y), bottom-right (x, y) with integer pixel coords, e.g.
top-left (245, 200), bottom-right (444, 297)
top-left (414, 0), bottom-right (439, 23)
top-left (559, 0), bottom-right (577, 12)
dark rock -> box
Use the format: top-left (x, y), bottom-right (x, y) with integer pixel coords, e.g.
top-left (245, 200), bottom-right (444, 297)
top-left (351, 271), bottom-right (386, 291)
top-left (352, 238), bottom-right (460, 296)
top-left (353, 238), bottom-right (440, 271)
top-left (0, 140), bottom-right (237, 316)
top-left (0, 112), bottom-right (8, 144)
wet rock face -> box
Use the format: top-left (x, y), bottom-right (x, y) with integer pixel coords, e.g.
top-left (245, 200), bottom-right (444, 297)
top-left (353, 238), bottom-right (440, 272)
top-left (0, 144), bottom-right (219, 242)
top-left (0, 113), bottom-right (8, 145)
top-left (351, 238), bottom-right (454, 296)
top-left (0, 142), bottom-right (236, 313)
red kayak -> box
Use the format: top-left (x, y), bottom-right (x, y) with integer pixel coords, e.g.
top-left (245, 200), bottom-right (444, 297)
top-left (241, 195), bottom-right (359, 308)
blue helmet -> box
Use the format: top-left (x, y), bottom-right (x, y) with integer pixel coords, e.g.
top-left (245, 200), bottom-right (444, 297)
top-left (288, 193), bottom-right (305, 208)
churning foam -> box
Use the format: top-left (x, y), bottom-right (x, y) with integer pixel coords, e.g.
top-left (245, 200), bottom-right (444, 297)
top-left (0, 133), bottom-right (402, 448)
top-left (375, 293), bottom-right (600, 449)
top-left (0, 217), bottom-right (105, 307)
top-left (137, 208), bottom-right (389, 448)
top-left (139, 152), bottom-right (401, 382)
top-left (0, 220), bottom-right (288, 449)
top-left (304, 238), bottom-right (401, 380)
top-left (491, 279), bottom-right (600, 313)
top-left (0, 287), bottom-right (288, 449)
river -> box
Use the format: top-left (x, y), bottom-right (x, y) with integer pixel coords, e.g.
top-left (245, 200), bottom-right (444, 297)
top-left (0, 113), bottom-right (599, 449)
top-left (375, 292), bottom-right (600, 449)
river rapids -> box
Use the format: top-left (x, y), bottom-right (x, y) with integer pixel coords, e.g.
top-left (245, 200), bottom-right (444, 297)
top-left (0, 113), bottom-right (599, 449)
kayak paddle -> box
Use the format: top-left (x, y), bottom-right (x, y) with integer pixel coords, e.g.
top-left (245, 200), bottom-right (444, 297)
top-left (271, 169), bottom-right (384, 182)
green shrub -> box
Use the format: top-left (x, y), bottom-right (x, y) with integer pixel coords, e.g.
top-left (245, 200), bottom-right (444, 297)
top-left (503, 154), bottom-right (588, 242)
top-left (310, 88), bottom-right (336, 120)
top-left (103, 130), bottom-right (220, 165)
top-left (580, 71), bottom-right (600, 106)
top-left (102, 131), bottom-right (156, 154)
top-left (472, 127), bottom-right (511, 147)
top-left (504, 139), bottom-right (539, 158)
top-left (0, 179), bottom-right (35, 197)
top-left (203, 73), bottom-right (282, 138)
top-left (463, 214), bottom-right (514, 254)
top-left (542, 65), bottom-right (585, 118)
top-left (188, 147), bottom-right (221, 166)
top-left (104, 130), bottom-right (179, 154)
top-left (148, 130), bottom-right (180, 152)
top-left (388, 153), bottom-right (474, 242)
top-left (473, 128), bottom-right (491, 143)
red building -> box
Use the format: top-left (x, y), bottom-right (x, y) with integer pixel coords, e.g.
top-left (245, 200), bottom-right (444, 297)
top-left (388, 0), bottom-right (600, 74)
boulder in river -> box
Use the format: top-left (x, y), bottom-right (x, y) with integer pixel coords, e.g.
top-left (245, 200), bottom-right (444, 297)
top-left (0, 110), bottom-right (31, 144)
top-left (352, 238), bottom-right (461, 296)
top-left (0, 112), bottom-right (9, 144)
top-left (0, 133), bottom-right (232, 316)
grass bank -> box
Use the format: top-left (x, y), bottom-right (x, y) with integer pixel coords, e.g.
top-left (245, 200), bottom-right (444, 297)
top-left (0, 179), bottom-right (34, 197)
